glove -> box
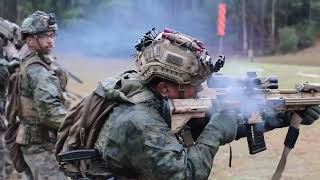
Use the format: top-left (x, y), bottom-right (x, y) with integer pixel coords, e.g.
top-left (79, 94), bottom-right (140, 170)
top-left (0, 65), bottom-right (10, 84)
top-left (300, 105), bottom-right (320, 125)
top-left (3, 41), bottom-right (18, 61)
top-left (236, 106), bottom-right (320, 140)
top-left (0, 115), bottom-right (6, 132)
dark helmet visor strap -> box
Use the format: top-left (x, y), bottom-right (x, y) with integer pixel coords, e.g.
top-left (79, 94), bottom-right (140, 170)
top-left (35, 36), bottom-right (47, 58)
top-left (178, 84), bottom-right (185, 99)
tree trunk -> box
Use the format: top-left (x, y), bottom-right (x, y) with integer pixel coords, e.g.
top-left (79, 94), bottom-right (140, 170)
top-left (198, 0), bottom-right (205, 9)
top-left (62, 0), bottom-right (71, 9)
top-left (0, 0), bottom-right (4, 18)
top-left (52, 0), bottom-right (58, 12)
top-left (260, 0), bottom-right (266, 54)
top-left (242, 0), bottom-right (248, 53)
top-left (3, 0), bottom-right (17, 22)
top-left (31, 0), bottom-right (38, 10)
top-left (309, 0), bottom-right (313, 24)
top-left (271, 0), bottom-right (277, 52)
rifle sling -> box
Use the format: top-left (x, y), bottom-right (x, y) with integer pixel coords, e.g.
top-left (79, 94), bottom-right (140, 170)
top-left (272, 113), bottom-right (302, 180)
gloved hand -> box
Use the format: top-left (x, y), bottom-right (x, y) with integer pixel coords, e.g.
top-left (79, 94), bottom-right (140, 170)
top-left (3, 40), bottom-right (18, 61)
top-left (235, 106), bottom-right (320, 140)
top-left (0, 115), bottom-right (6, 132)
top-left (0, 65), bottom-right (10, 86)
top-left (300, 105), bottom-right (320, 125)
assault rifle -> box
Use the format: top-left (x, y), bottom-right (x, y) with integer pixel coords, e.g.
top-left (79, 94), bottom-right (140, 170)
top-left (169, 72), bottom-right (320, 179)
top-left (170, 72), bottom-right (320, 147)
top-left (52, 60), bottom-right (84, 84)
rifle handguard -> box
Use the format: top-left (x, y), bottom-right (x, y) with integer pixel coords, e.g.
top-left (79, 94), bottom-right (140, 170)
top-left (57, 149), bottom-right (99, 162)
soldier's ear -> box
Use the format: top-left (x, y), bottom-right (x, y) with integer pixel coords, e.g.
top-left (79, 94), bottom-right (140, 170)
top-left (26, 38), bottom-right (32, 46)
top-left (155, 81), bottom-right (169, 97)
top-left (26, 37), bottom-right (35, 47)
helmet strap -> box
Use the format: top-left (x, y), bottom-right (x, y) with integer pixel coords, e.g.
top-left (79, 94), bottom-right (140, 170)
top-left (35, 36), bottom-right (47, 55)
top-left (178, 84), bottom-right (185, 99)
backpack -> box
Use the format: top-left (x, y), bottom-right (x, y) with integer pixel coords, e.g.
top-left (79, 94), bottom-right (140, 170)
top-left (55, 91), bottom-right (117, 177)
top-left (4, 68), bottom-right (28, 173)
top-left (4, 55), bottom-right (51, 172)
top-left (55, 70), bottom-right (155, 178)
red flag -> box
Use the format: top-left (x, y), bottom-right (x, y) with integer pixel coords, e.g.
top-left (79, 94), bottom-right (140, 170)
top-left (217, 3), bottom-right (227, 36)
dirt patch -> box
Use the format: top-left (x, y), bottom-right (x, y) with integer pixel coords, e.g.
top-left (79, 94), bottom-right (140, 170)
top-left (255, 40), bottom-right (320, 67)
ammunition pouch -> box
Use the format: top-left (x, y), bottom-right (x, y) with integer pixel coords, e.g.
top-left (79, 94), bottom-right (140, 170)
top-left (19, 96), bottom-right (38, 118)
top-left (15, 123), bottom-right (50, 145)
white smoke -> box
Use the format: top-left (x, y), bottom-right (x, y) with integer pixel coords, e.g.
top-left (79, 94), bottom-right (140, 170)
top-left (55, 0), bottom-right (236, 58)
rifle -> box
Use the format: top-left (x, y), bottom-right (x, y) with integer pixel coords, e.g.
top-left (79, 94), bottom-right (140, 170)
top-left (169, 72), bottom-right (320, 179)
top-left (171, 72), bottom-right (320, 130)
top-left (65, 90), bottom-right (83, 101)
top-left (51, 61), bottom-right (84, 84)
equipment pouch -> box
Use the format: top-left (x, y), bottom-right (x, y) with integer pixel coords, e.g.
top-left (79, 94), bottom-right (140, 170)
top-left (15, 123), bottom-right (29, 145)
top-left (30, 126), bottom-right (43, 144)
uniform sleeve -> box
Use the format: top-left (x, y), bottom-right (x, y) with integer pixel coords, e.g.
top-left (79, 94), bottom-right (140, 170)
top-left (97, 108), bottom-right (238, 180)
top-left (26, 64), bottom-right (66, 130)
top-left (0, 59), bottom-right (9, 89)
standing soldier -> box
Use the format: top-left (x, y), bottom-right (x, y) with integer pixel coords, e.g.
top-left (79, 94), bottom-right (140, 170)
top-left (10, 11), bottom-right (67, 180)
top-left (0, 17), bottom-right (20, 180)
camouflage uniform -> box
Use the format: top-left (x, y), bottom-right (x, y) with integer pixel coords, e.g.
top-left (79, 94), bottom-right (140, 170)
top-left (0, 17), bottom-right (20, 180)
top-left (92, 30), bottom-right (238, 180)
top-left (94, 72), bottom-right (239, 180)
top-left (15, 11), bottom-right (66, 180)
top-left (0, 55), bottom-right (10, 180)
top-left (92, 29), bottom-right (320, 180)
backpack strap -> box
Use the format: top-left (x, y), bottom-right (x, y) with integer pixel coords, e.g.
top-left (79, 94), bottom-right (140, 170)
top-left (78, 95), bottom-right (118, 177)
top-left (79, 93), bottom-right (94, 148)
top-left (20, 53), bottom-right (51, 80)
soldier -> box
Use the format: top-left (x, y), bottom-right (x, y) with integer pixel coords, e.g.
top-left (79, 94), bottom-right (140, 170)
top-left (0, 17), bottom-right (20, 180)
top-left (90, 29), bottom-right (320, 179)
top-left (13, 11), bottom-right (67, 180)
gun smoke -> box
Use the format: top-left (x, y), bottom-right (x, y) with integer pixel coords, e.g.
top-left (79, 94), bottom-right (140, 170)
top-left (208, 72), bottom-right (279, 131)
top-left (55, 0), bottom-right (236, 58)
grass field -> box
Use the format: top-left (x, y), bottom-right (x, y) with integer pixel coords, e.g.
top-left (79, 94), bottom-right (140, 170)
top-left (57, 43), bottom-right (320, 180)
top-left (219, 60), bottom-right (320, 88)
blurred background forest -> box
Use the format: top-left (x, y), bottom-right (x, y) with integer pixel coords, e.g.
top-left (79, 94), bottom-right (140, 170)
top-left (2, 2), bottom-right (320, 179)
top-left (1, 0), bottom-right (320, 57)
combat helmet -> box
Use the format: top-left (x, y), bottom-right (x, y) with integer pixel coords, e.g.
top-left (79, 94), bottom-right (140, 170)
top-left (135, 28), bottom-right (225, 86)
top-left (21, 10), bottom-right (58, 39)
top-left (0, 17), bottom-right (17, 41)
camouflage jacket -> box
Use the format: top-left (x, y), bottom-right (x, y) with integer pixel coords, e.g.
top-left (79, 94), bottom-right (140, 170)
top-left (18, 50), bottom-right (67, 153)
top-left (94, 71), bottom-right (238, 180)
top-left (0, 53), bottom-right (9, 130)
top-left (0, 57), bottom-right (9, 113)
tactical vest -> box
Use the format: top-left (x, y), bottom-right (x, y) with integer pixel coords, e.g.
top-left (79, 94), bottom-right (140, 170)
top-left (4, 52), bottom-right (67, 172)
top-left (15, 52), bottom-right (65, 145)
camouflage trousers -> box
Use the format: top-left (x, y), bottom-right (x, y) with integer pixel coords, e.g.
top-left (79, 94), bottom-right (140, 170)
top-left (0, 131), bottom-right (14, 180)
top-left (22, 151), bottom-right (66, 180)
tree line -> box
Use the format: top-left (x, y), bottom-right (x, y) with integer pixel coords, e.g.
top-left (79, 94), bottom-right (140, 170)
top-left (1, 0), bottom-right (319, 55)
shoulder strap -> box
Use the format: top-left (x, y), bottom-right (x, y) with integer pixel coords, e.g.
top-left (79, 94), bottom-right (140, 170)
top-left (20, 53), bottom-right (52, 80)
top-left (79, 93), bottom-right (94, 148)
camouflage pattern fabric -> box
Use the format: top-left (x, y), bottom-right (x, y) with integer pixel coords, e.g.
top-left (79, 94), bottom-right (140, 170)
top-left (18, 51), bottom-right (67, 179)
top-left (19, 52), bottom-right (66, 134)
top-left (0, 54), bottom-right (14, 180)
top-left (21, 11), bottom-right (57, 38)
top-left (0, 59), bottom-right (9, 94)
top-left (0, 131), bottom-right (15, 180)
top-left (94, 74), bottom-right (239, 180)
top-left (22, 151), bottom-right (65, 180)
